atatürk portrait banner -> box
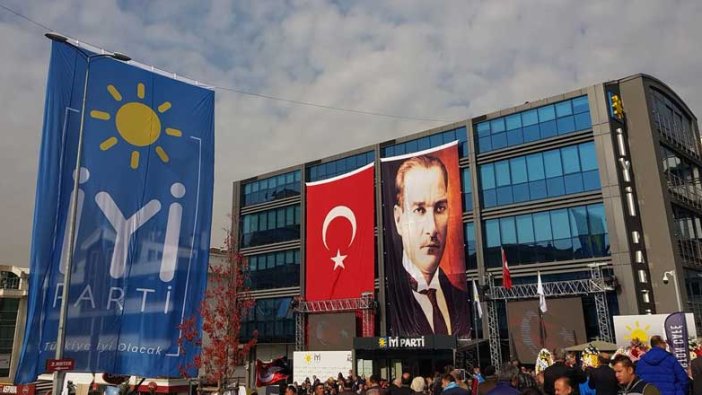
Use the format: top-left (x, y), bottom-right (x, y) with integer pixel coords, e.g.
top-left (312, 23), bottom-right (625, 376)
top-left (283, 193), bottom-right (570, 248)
top-left (381, 141), bottom-right (468, 336)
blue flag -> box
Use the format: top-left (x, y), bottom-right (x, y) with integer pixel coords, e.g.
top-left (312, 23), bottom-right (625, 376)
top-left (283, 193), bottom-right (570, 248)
top-left (16, 41), bottom-right (214, 382)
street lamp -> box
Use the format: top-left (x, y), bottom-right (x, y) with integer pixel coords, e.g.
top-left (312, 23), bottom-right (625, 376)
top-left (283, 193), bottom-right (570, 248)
top-left (44, 32), bottom-right (131, 395)
top-left (662, 270), bottom-right (683, 312)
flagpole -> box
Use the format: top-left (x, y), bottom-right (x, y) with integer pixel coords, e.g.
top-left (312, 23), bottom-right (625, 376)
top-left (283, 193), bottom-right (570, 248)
top-left (44, 33), bottom-right (131, 395)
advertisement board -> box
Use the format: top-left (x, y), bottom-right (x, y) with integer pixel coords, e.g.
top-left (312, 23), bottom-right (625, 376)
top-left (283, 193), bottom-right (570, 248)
top-left (613, 313), bottom-right (697, 346)
top-left (293, 351), bottom-right (352, 384)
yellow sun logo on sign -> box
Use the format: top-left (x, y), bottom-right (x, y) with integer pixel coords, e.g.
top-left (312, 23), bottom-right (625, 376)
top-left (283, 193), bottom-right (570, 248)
top-left (378, 338), bottom-right (387, 348)
top-left (624, 321), bottom-right (651, 342)
top-left (90, 82), bottom-right (183, 169)
top-left (304, 353), bottom-right (312, 363)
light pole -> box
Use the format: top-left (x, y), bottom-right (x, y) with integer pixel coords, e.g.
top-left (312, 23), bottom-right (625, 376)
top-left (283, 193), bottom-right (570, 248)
top-left (45, 32), bottom-right (131, 395)
top-left (663, 270), bottom-right (683, 312)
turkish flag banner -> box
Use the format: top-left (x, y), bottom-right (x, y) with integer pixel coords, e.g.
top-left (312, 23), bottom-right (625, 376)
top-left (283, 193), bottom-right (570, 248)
top-left (305, 163), bottom-right (375, 301)
top-left (256, 357), bottom-right (290, 387)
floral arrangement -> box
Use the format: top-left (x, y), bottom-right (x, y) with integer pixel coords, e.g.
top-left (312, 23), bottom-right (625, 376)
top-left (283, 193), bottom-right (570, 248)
top-left (535, 348), bottom-right (553, 375)
top-left (612, 339), bottom-right (650, 362)
top-left (581, 344), bottom-right (600, 368)
top-left (689, 338), bottom-right (702, 360)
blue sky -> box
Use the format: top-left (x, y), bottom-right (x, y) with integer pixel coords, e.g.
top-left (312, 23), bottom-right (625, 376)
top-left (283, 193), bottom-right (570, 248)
top-left (0, 0), bottom-right (701, 265)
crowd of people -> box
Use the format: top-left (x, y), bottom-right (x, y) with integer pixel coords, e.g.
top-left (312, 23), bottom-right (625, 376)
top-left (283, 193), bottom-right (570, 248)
top-left (285, 335), bottom-right (699, 395)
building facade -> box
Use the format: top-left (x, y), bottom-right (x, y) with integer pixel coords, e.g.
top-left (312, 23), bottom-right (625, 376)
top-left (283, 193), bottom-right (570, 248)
top-left (0, 266), bottom-right (28, 384)
top-left (231, 74), bottom-right (701, 374)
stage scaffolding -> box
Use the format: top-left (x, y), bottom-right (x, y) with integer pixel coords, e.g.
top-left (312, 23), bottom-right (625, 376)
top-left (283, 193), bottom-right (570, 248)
top-left (484, 263), bottom-right (615, 369)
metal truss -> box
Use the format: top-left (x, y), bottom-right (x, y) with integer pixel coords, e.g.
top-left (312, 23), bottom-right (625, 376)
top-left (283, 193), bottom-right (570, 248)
top-left (485, 263), bottom-right (615, 367)
top-left (590, 265), bottom-right (613, 342)
top-left (486, 275), bottom-right (502, 370)
top-left (296, 293), bottom-right (375, 313)
top-left (295, 311), bottom-right (305, 351)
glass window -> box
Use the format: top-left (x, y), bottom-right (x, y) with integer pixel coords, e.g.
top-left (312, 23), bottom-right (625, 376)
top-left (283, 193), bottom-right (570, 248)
top-left (462, 168), bottom-right (472, 190)
top-left (561, 146), bottom-right (581, 174)
top-left (538, 105), bottom-right (556, 122)
top-left (276, 210), bottom-right (285, 227)
top-left (550, 209), bottom-right (571, 240)
top-left (569, 206), bottom-right (589, 236)
top-left (495, 161), bottom-right (511, 187)
top-left (421, 137), bottom-right (433, 150)
top-left (543, 150), bottom-right (563, 178)
top-left (579, 142), bottom-right (598, 172)
top-left (481, 164), bottom-right (495, 190)
top-left (516, 215), bottom-right (535, 243)
top-left (500, 217), bottom-right (517, 244)
top-left (572, 96), bottom-right (589, 114)
top-left (477, 122), bottom-right (491, 137)
top-left (522, 110), bottom-right (539, 126)
top-left (587, 204), bottom-right (607, 235)
top-left (266, 211), bottom-right (276, 229)
top-left (533, 212), bottom-right (552, 241)
top-left (510, 157), bottom-right (528, 184)
top-left (483, 202), bottom-right (608, 268)
top-left (555, 101), bottom-right (573, 117)
top-left (506, 114), bottom-right (522, 130)
top-left (473, 97), bottom-right (590, 154)
top-left (485, 220), bottom-right (501, 247)
top-left (527, 154), bottom-right (545, 181)
top-left (491, 118), bottom-right (506, 134)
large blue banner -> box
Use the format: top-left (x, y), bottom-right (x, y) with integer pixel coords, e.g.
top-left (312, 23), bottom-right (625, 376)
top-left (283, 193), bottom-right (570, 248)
top-left (16, 41), bottom-right (214, 382)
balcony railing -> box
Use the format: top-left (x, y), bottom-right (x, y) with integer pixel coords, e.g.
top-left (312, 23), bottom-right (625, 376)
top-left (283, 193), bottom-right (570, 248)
top-left (666, 173), bottom-right (702, 211)
top-left (678, 238), bottom-right (702, 267)
top-left (653, 110), bottom-right (700, 158)
top-left (0, 277), bottom-right (20, 290)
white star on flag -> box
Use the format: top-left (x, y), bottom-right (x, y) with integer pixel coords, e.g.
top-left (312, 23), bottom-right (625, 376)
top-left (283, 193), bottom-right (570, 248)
top-left (331, 249), bottom-right (347, 270)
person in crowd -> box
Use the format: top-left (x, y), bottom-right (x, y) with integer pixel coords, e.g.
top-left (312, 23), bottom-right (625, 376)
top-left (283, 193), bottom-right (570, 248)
top-left (426, 377), bottom-right (435, 395)
top-left (479, 365), bottom-right (499, 395)
top-left (411, 377), bottom-right (428, 395)
top-left (366, 375), bottom-right (383, 395)
top-left (517, 368), bottom-right (538, 392)
top-left (441, 374), bottom-right (470, 395)
top-left (357, 379), bottom-right (367, 395)
top-left (543, 349), bottom-right (586, 395)
top-left (554, 377), bottom-right (574, 395)
top-left (485, 364), bottom-right (520, 395)
top-left (635, 335), bottom-right (689, 395)
top-left (691, 352), bottom-right (702, 395)
top-left (613, 354), bottom-right (660, 395)
top-left (587, 353), bottom-right (619, 395)
top-left (519, 388), bottom-right (542, 395)
top-left (340, 380), bottom-right (357, 395)
top-left (314, 383), bottom-right (326, 395)
top-left (286, 386), bottom-right (298, 395)
top-left (390, 376), bottom-right (411, 395)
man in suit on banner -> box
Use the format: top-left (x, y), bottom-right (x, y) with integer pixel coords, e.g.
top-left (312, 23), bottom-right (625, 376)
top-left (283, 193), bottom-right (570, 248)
top-left (390, 154), bottom-right (469, 335)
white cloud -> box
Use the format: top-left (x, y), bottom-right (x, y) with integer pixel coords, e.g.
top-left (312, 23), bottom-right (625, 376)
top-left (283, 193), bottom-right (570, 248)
top-left (0, 0), bottom-right (701, 264)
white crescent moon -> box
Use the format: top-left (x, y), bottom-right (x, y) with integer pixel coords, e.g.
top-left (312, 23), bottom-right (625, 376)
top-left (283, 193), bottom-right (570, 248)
top-left (322, 205), bottom-right (357, 250)
top-left (259, 366), bottom-right (283, 383)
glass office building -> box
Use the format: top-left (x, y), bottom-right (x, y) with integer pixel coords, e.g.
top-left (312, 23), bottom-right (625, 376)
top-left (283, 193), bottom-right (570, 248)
top-left (231, 74), bottom-right (702, 375)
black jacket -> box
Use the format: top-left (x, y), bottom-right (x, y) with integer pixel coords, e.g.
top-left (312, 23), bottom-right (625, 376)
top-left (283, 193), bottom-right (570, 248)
top-left (388, 268), bottom-right (470, 336)
top-left (543, 362), bottom-right (586, 395)
top-left (691, 357), bottom-right (702, 395)
top-left (588, 365), bottom-right (619, 395)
